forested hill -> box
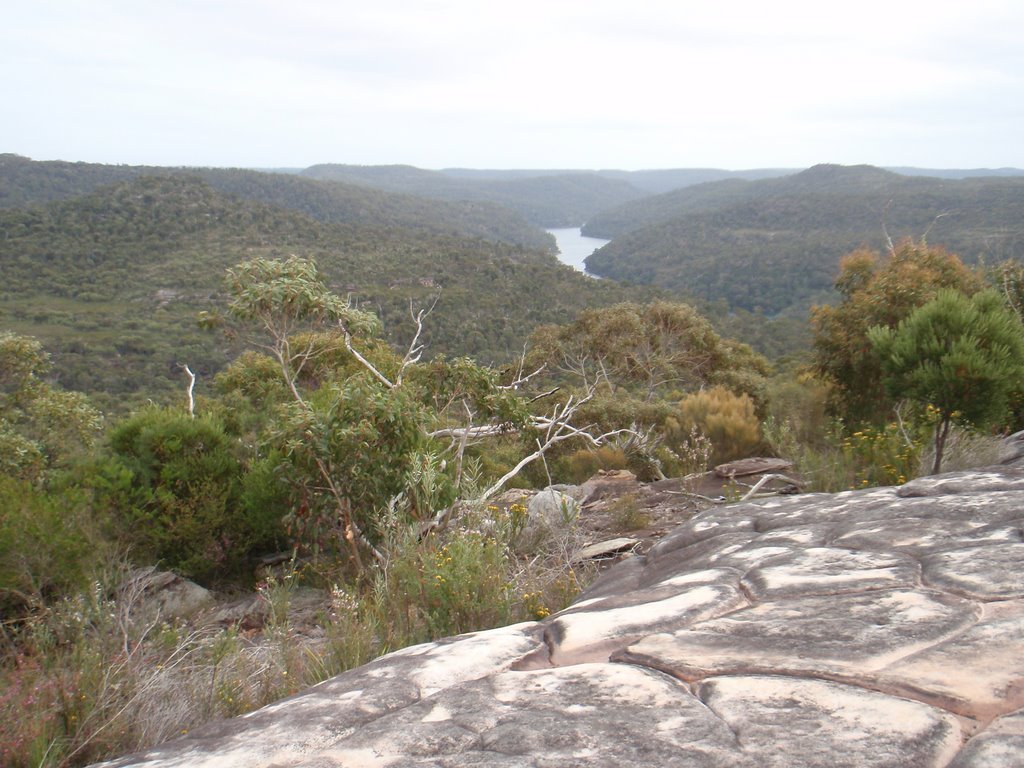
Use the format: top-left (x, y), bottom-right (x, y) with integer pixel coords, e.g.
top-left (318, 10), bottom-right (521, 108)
top-left (299, 164), bottom-right (648, 227)
top-left (0, 175), bottom-right (648, 409)
top-left (583, 164), bottom-right (1024, 316)
top-left (0, 154), bottom-right (553, 252)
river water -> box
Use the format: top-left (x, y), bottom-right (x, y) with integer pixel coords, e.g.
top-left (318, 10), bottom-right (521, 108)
top-left (546, 228), bottom-right (610, 276)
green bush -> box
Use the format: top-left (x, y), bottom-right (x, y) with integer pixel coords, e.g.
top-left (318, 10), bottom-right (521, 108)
top-left (762, 417), bottom-right (924, 493)
top-left (559, 445), bottom-right (630, 484)
top-left (271, 378), bottom-right (425, 556)
top-left (94, 408), bottom-right (282, 584)
top-left (0, 477), bottom-right (104, 615)
top-left (765, 372), bottom-right (831, 450)
top-left (674, 386), bottom-right (762, 464)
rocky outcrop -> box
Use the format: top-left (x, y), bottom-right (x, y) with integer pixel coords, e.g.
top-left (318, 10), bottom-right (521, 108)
top-left (95, 466), bottom-right (1024, 767)
top-left (121, 567), bottom-right (214, 625)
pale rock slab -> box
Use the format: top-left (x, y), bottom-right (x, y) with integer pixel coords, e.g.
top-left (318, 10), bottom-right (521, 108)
top-left (698, 675), bottom-right (963, 768)
top-left (921, 542), bottom-right (1024, 600)
top-left (616, 589), bottom-right (977, 680)
top-left (740, 546), bottom-right (920, 599)
top-left (948, 709), bottom-right (1024, 767)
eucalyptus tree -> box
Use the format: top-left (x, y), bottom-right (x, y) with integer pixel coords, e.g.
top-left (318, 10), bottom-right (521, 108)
top-left (220, 256), bottom-right (629, 572)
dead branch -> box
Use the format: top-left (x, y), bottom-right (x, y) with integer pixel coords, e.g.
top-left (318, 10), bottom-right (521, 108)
top-left (476, 392), bottom-right (636, 500)
top-left (882, 198), bottom-right (895, 255)
top-left (341, 321), bottom-right (395, 389)
top-left (921, 211), bottom-right (956, 246)
top-left (528, 386), bottom-right (560, 404)
top-left (1001, 266), bottom-right (1024, 323)
top-left (180, 364), bottom-right (196, 419)
top-left (737, 473), bottom-right (805, 501)
top-left (453, 400), bottom-right (474, 491)
top-left (395, 295), bottom-right (439, 386)
top-left (892, 400), bottom-right (917, 452)
top-left (427, 423), bottom-right (511, 441)
top-left (667, 490), bottom-right (727, 504)
top-left (499, 343), bottom-right (546, 391)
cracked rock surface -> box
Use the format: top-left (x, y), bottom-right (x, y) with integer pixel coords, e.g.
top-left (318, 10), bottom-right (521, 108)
top-left (94, 466), bottom-right (1024, 767)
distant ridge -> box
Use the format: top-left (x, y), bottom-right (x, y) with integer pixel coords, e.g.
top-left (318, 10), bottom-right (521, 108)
top-left (0, 154), bottom-right (553, 252)
top-left (299, 163), bottom-right (646, 227)
top-left (583, 163), bottom-right (1024, 316)
top-left (885, 166), bottom-right (1024, 179)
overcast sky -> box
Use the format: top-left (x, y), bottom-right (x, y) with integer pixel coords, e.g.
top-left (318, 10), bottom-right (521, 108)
top-left (4, 0), bottom-right (1023, 170)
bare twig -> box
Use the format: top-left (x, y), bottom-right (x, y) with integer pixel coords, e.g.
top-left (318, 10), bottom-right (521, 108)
top-left (476, 392), bottom-right (637, 500)
top-left (892, 400), bottom-right (917, 452)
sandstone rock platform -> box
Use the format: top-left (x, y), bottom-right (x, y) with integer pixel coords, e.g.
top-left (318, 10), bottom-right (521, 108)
top-left (96, 466), bottom-right (1024, 767)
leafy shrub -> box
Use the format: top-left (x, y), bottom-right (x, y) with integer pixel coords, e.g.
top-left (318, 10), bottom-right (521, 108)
top-left (608, 493), bottom-right (650, 531)
top-left (376, 526), bottom-right (514, 643)
top-left (271, 378), bottom-right (425, 556)
top-left (661, 422), bottom-right (713, 480)
top-left (559, 445), bottom-right (630, 484)
top-left (763, 417), bottom-right (923, 493)
top-left (94, 408), bottom-right (281, 584)
top-left (0, 575), bottom-right (308, 768)
top-left (765, 372), bottom-right (831, 449)
top-left (0, 478), bottom-right (103, 615)
top-left (839, 423), bottom-right (922, 488)
top-left (673, 386), bottom-right (762, 464)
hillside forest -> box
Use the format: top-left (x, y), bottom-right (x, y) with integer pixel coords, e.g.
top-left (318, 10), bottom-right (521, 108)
top-left (3, 155), bottom-right (1024, 766)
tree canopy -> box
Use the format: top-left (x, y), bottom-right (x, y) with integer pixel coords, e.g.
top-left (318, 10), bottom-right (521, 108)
top-left (528, 300), bottom-right (769, 404)
top-left (869, 289), bottom-right (1024, 473)
top-left (811, 241), bottom-right (983, 426)
top-left (0, 331), bottom-right (102, 482)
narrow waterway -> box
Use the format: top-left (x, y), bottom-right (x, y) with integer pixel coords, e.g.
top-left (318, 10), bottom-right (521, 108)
top-left (546, 228), bottom-right (610, 276)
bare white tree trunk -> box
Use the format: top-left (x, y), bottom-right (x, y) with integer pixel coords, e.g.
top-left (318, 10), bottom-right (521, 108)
top-left (181, 364), bottom-right (196, 419)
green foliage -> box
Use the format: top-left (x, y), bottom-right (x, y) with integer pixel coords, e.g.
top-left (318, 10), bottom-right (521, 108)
top-left (811, 241), bottom-right (983, 425)
top-left (272, 378), bottom-right (425, 553)
top-left (0, 332), bottom-right (102, 482)
top-left (764, 371), bottom-right (831, 449)
top-left (608, 493), bottom-right (651, 532)
top-left (838, 424), bottom-right (922, 488)
top-left (408, 355), bottom-right (530, 428)
top-left (869, 289), bottom-right (1024, 473)
top-left (375, 527), bottom-right (515, 643)
top-left (673, 386), bottom-right (762, 465)
top-left (529, 300), bottom-right (768, 404)
top-left (226, 256), bottom-right (380, 338)
top-left (0, 573), bottom-right (311, 768)
top-left (95, 408), bottom-right (282, 583)
top-left (584, 164), bottom-right (1024, 317)
top-left (0, 173), bottom-right (652, 407)
top-left (762, 417), bottom-right (923, 493)
top-left (559, 445), bottom-right (630, 484)
top-left (214, 350), bottom-right (289, 400)
top-left (0, 154), bottom-right (554, 251)
top-left (0, 478), bottom-right (103, 615)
